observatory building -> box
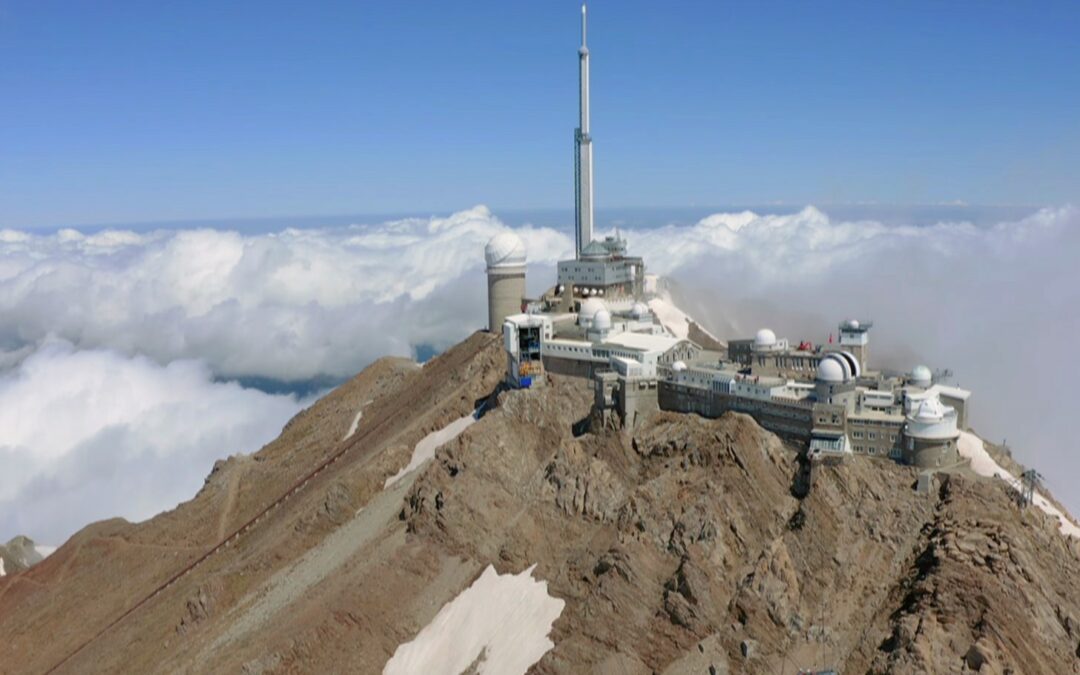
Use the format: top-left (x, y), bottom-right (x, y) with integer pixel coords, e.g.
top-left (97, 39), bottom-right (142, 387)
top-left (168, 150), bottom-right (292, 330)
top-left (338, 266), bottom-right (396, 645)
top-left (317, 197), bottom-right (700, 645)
top-left (482, 5), bottom-right (976, 475)
top-left (485, 232), bottom-right (527, 333)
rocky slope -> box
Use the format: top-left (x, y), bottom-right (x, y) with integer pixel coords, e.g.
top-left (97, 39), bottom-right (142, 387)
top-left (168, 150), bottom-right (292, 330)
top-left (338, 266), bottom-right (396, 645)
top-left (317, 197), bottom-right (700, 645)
top-left (1, 331), bottom-right (1078, 674)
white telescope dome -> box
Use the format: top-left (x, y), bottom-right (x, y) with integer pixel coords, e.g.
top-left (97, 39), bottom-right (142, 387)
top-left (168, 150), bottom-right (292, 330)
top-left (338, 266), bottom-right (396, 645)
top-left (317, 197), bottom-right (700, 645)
top-left (844, 319), bottom-right (860, 330)
top-left (915, 397), bottom-right (946, 422)
top-left (816, 357), bottom-right (846, 383)
top-left (630, 302), bottom-right (649, 319)
top-left (754, 328), bottom-right (777, 348)
top-left (910, 365), bottom-right (932, 386)
top-left (484, 232), bottom-right (526, 269)
top-left (838, 351), bottom-right (861, 378)
top-left (672, 360), bottom-right (688, 372)
top-left (593, 309), bottom-right (612, 331)
top-left (578, 297), bottom-right (607, 322)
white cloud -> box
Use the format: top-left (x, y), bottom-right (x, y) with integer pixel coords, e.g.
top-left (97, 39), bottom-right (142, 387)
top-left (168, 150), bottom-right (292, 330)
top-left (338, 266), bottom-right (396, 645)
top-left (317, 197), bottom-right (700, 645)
top-left (3, 203), bottom-right (1078, 538)
top-left (0, 340), bottom-right (303, 544)
top-left (0, 206), bottom-right (572, 382)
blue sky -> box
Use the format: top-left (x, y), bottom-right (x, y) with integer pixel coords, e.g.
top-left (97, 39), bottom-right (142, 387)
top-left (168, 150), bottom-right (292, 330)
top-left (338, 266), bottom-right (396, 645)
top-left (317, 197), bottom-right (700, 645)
top-left (2, 0), bottom-right (1078, 228)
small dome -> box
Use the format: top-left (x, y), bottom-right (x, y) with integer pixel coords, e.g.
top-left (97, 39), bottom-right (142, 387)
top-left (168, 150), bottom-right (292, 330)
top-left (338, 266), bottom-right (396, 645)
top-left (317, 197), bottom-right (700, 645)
top-left (578, 297), bottom-right (607, 322)
top-left (910, 365), bottom-right (932, 386)
top-left (672, 361), bottom-right (688, 372)
top-left (844, 319), bottom-right (860, 330)
top-left (915, 397), bottom-right (946, 421)
top-left (754, 328), bottom-right (777, 348)
top-left (484, 232), bottom-right (526, 269)
top-left (593, 309), bottom-right (612, 331)
top-left (816, 356), bottom-right (846, 383)
top-left (630, 302), bottom-right (649, 319)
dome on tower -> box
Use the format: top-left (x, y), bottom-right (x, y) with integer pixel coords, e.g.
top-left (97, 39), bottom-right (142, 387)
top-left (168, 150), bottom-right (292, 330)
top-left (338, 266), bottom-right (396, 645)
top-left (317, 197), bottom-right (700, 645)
top-left (672, 361), bottom-right (688, 372)
top-left (630, 302), bottom-right (649, 319)
top-left (910, 365), bottom-right (932, 387)
top-left (816, 357), bottom-right (846, 383)
top-left (484, 232), bottom-right (526, 269)
top-left (754, 328), bottom-right (777, 349)
top-left (915, 397), bottom-right (946, 422)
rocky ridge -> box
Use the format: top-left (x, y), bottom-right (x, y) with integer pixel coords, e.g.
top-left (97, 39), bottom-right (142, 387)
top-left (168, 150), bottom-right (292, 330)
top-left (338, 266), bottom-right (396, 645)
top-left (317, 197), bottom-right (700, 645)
top-left (0, 331), bottom-right (1077, 674)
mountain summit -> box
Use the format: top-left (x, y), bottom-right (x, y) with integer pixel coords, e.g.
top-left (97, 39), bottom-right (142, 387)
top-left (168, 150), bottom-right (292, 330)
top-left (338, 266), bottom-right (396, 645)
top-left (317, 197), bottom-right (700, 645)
top-left (1, 332), bottom-right (1078, 674)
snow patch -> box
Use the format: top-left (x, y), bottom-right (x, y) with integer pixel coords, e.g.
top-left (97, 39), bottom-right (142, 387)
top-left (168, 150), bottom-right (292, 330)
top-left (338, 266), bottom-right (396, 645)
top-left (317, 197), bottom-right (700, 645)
top-left (384, 413), bottom-right (476, 488)
top-left (383, 564), bottom-right (564, 675)
top-left (958, 431), bottom-right (1080, 539)
top-left (344, 410), bottom-right (363, 440)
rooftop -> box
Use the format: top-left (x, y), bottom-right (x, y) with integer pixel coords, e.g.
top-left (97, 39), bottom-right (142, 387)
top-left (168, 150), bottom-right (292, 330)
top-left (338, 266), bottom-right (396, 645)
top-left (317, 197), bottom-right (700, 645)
top-left (602, 332), bottom-right (683, 354)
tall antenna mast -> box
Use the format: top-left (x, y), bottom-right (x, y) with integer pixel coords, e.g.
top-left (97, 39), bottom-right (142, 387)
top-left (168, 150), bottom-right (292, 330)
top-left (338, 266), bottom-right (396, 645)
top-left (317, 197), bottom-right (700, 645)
top-left (574, 2), bottom-right (594, 259)
top-left (581, 1), bottom-right (587, 45)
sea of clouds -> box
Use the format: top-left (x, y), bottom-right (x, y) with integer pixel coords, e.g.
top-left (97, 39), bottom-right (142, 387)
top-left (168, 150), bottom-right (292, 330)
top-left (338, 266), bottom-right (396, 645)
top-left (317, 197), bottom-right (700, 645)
top-left (1, 203), bottom-right (1076, 543)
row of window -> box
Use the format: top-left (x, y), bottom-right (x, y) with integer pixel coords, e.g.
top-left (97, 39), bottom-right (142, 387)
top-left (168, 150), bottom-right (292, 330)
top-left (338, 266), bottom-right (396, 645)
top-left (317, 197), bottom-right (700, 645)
top-left (853, 428), bottom-right (899, 442)
top-left (848, 417), bottom-right (901, 427)
top-left (853, 443), bottom-right (903, 457)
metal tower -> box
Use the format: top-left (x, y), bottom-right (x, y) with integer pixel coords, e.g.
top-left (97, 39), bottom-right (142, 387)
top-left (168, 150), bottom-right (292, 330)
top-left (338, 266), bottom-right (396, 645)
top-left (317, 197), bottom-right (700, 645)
top-left (574, 2), bottom-right (594, 259)
top-left (1020, 468), bottom-right (1041, 507)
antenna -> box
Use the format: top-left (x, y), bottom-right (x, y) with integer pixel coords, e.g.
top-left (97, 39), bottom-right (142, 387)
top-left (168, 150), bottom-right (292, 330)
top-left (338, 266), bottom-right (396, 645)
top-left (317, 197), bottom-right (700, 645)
top-left (581, 3), bottom-right (587, 46)
top-left (573, 1), bottom-right (594, 258)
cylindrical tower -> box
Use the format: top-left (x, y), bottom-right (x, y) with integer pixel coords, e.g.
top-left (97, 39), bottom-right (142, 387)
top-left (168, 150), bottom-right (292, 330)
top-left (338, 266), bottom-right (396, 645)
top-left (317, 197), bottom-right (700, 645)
top-left (903, 397), bottom-right (960, 468)
top-left (485, 232), bottom-right (527, 333)
top-left (574, 3), bottom-right (594, 258)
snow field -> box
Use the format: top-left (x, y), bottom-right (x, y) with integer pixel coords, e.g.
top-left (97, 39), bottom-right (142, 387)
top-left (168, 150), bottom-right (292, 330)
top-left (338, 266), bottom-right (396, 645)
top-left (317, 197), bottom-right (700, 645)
top-left (383, 564), bottom-right (565, 675)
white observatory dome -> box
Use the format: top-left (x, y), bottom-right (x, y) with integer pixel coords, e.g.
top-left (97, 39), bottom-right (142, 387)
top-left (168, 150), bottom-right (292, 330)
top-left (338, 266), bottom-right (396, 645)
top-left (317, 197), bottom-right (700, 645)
top-left (838, 351), bottom-right (861, 378)
top-left (672, 360), bottom-right (688, 372)
top-left (754, 328), bottom-right (777, 349)
top-left (593, 309), bottom-right (612, 331)
top-left (630, 302), bottom-right (649, 319)
top-left (816, 356), bottom-right (846, 383)
top-left (915, 397), bottom-right (946, 422)
top-left (844, 319), bottom-right (860, 330)
top-left (484, 232), bottom-right (527, 269)
top-left (578, 297), bottom-right (607, 322)
top-left (910, 365), bottom-right (932, 386)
